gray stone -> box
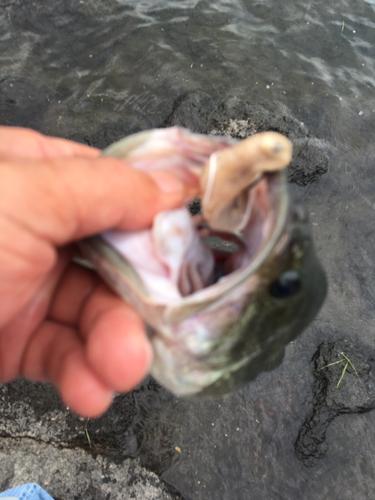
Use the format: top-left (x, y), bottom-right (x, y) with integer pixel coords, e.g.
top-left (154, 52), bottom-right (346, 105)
top-left (0, 90), bottom-right (375, 500)
top-left (0, 437), bottom-right (182, 500)
top-left (162, 92), bottom-right (330, 186)
top-left (295, 339), bottom-right (375, 466)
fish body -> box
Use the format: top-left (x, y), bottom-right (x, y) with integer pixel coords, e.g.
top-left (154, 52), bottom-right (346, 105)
top-left (80, 127), bottom-right (326, 397)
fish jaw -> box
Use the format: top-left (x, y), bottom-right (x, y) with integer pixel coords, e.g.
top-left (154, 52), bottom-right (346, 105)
top-left (81, 173), bottom-right (326, 398)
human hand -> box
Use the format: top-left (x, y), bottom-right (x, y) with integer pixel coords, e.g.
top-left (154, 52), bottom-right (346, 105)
top-left (0, 126), bottom-right (184, 417)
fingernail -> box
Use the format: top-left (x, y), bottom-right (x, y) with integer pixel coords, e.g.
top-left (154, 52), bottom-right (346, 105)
top-left (149, 171), bottom-right (184, 194)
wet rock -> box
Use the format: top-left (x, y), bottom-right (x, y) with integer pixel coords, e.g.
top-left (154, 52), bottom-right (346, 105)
top-left (0, 437), bottom-right (183, 500)
top-left (68, 121), bottom-right (143, 150)
top-left (162, 91), bottom-right (330, 186)
top-left (66, 91), bottom-right (330, 188)
top-left (289, 138), bottom-right (329, 186)
top-left (0, 77), bottom-right (52, 130)
top-left (0, 379), bottom-right (184, 499)
top-left (295, 340), bottom-right (375, 467)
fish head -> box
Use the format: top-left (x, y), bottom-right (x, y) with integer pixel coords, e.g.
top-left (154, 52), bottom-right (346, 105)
top-left (80, 128), bottom-right (326, 398)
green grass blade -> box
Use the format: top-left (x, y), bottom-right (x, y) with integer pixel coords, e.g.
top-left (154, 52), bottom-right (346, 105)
top-left (85, 418), bottom-right (92, 448)
top-left (340, 352), bottom-right (363, 386)
top-left (85, 428), bottom-right (92, 448)
top-left (315, 358), bottom-right (346, 372)
top-left (337, 361), bottom-right (349, 388)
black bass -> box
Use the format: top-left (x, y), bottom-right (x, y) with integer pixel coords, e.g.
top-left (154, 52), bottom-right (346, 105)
top-left (80, 127), bottom-right (326, 397)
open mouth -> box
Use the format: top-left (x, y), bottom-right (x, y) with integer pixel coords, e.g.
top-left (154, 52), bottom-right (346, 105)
top-left (191, 171), bottom-right (288, 291)
top-left (85, 128), bottom-right (291, 305)
top-left (96, 171), bottom-right (288, 306)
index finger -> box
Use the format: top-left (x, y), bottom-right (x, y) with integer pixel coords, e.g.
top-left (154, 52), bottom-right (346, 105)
top-left (0, 154), bottom-right (185, 245)
top-left (0, 126), bottom-right (99, 160)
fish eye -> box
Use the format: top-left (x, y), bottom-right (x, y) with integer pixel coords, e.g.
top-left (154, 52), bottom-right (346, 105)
top-left (269, 269), bottom-right (301, 298)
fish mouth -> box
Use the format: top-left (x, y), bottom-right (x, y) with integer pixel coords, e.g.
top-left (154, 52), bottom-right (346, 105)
top-left (171, 170), bottom-right (290, 309)
top-left (80, 171), bottom-right (290, 315)
top-left (91, 127), bottom-right (292, 307)
top-left (197, 171), bottom-right (289, 288)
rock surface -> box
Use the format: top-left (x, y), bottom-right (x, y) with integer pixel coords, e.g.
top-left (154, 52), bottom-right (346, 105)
top-left (0, 437), bottom-right (182, 500)
top-left (295, 340), bottom-right (375, 467)
top-left (1, 91), bottom-right (375, 500)
top-left (163, 91), bottom-right (330, 186)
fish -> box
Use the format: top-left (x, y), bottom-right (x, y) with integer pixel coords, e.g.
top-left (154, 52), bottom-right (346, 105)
top-left (80, 127), bottom-right (327, 398)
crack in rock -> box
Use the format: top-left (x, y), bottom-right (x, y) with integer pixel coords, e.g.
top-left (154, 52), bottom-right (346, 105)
top-left (295, 340), bottom-right (375, 467)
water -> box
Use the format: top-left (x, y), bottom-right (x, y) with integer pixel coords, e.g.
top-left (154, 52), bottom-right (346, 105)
top-left (1, 0), bottom-right (375, 499)
top-left (1, 0), bottom-right (375, 143)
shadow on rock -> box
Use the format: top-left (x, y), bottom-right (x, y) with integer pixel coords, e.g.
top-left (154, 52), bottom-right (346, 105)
top-left (295, 340), bottom-right (375, 467)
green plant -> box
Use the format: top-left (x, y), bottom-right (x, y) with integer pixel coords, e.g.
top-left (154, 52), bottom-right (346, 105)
top-left (85, 418), bottom-right (92, 448)
top-left (316, 352), bottom-right (363, 388)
